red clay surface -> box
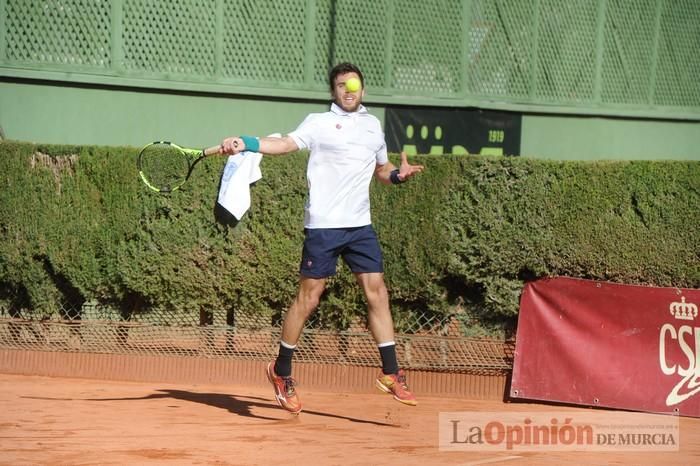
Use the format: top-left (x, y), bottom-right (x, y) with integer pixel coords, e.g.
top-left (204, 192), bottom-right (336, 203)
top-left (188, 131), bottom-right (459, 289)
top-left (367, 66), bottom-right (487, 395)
top-left (1, 373), bottom-right (698, 465)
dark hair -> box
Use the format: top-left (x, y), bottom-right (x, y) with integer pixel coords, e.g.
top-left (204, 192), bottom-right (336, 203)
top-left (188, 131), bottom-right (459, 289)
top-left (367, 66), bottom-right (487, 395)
top-left (328, 62), bottom-right (364, 92)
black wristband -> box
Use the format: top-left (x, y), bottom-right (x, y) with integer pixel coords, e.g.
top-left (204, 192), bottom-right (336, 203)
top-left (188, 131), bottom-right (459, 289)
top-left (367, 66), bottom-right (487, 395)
top-left (390, 169), bottom-right (404, 185)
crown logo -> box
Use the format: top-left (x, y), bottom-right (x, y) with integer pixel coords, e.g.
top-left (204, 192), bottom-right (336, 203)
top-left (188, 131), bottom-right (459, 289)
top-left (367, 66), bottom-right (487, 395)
top-left (670, 296), bottom-right (698, 321)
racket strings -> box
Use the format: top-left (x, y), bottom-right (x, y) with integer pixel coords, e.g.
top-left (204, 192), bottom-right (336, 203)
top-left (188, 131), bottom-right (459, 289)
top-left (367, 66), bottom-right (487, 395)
top-left (139, 143), bottom-right (190, 191)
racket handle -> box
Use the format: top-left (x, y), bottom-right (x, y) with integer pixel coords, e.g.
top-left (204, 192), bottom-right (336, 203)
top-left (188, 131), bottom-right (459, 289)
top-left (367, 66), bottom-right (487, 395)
top-left (203, 144), bottom-right (223, 156)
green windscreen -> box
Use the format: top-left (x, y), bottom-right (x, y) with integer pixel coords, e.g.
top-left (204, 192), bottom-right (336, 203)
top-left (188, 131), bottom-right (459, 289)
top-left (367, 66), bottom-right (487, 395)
top-left (1, 0), bottom-right (698, 119)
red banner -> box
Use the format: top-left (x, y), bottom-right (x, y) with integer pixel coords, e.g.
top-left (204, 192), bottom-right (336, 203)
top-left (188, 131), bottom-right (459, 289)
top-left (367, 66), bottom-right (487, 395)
top-left (511, 277), bottom-right (700, 417)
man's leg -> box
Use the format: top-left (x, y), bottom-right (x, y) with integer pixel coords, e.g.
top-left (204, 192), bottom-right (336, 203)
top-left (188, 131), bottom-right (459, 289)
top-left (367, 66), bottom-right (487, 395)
top-left (276, 276), bottom-right (326, 374)
top-left (267, 276), bottom-right (326, 414)
top-left (355, 272), bottom-right (394, 344)
top-left (355, 272), bottom-right (417, 406)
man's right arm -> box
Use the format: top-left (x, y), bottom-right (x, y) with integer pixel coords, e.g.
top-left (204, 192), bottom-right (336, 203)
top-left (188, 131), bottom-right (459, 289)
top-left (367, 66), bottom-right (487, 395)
top-left (258, 135), bottom-right (299, 155)
top-left (220, 135), bottom-right (299, 155)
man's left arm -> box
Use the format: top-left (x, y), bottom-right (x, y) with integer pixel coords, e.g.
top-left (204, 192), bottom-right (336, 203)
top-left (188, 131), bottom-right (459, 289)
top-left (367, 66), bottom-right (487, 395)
top-left (375, 151), bottom-right (424, 186)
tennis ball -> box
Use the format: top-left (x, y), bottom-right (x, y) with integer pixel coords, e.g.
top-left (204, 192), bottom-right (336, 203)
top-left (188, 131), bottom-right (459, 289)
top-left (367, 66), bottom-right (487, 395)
top-left (345, 77), bottom-right (361, 92)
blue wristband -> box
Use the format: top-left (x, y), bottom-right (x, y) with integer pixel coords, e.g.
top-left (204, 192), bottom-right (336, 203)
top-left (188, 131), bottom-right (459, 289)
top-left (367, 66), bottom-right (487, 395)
top-left (240, 135), bottom-right (260, 152)
top-left (390, 169), bottom-right (404, 185)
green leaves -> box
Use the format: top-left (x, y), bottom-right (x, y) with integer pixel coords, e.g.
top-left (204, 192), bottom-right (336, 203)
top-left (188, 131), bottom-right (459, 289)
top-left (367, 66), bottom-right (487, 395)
top-left (1, 141), bottom-right (698, 336)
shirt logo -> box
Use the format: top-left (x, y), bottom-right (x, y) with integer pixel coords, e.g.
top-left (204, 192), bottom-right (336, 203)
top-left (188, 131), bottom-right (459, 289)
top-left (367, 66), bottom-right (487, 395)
top-left (336, 123), bottom-right (342, 129)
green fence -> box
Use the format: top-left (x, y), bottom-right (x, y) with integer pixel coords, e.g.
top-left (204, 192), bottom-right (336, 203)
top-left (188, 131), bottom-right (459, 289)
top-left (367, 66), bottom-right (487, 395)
top-left (1, 0), bottom-right (699, 120)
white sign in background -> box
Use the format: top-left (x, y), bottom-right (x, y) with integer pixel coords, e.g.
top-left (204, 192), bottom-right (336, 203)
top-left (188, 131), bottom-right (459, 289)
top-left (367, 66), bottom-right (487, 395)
top-left (439, 411), bottom-right (679, 452)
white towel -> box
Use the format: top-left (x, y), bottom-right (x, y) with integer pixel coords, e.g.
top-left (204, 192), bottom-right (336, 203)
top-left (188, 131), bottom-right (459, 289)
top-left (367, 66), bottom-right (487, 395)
top-left (217, 134), bottom-right (279, 220)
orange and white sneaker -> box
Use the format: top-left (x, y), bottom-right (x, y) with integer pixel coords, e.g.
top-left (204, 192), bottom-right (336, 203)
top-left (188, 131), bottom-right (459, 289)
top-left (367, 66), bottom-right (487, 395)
top-left (266, 362), bottom-right (302, 414)
top-left (375, 369), bottom-right (418, 406)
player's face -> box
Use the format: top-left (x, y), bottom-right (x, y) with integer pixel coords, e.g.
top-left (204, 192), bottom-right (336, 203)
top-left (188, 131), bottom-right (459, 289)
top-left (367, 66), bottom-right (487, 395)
top-left (332, 72), bottom-right (364, 112)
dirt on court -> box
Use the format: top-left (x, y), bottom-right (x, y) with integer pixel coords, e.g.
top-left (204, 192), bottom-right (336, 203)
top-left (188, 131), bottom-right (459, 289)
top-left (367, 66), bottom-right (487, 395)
top-left (1, 372), bottom-right (699, 465)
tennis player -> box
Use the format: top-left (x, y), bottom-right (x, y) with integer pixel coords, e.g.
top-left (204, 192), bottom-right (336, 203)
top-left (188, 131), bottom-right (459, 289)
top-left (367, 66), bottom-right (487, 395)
top-left (220, 62), bottom-right (424, 414)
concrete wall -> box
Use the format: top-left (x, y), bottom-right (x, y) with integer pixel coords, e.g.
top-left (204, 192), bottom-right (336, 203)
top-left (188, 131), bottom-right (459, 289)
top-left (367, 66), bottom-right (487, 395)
top-left (2, 80), bottom-right (699, 160)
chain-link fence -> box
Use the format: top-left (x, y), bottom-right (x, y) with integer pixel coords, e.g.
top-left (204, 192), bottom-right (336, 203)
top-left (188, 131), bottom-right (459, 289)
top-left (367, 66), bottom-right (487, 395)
top-left (0, 296), bottom-right (514, 374)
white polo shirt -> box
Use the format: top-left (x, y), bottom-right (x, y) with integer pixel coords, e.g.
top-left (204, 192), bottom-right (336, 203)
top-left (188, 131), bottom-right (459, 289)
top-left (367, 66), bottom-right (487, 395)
top-left (289, 103), bottom-right (389, 229)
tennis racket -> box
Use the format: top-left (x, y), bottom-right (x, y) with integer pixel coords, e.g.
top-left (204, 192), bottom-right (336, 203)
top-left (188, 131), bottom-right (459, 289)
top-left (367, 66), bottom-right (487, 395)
top-left (137, 141), bottom-right (222, 193)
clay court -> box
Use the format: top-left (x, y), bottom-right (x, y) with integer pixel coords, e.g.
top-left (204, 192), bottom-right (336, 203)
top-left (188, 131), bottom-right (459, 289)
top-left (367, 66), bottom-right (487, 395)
top-left (1, 357), bottom-right (699, 466)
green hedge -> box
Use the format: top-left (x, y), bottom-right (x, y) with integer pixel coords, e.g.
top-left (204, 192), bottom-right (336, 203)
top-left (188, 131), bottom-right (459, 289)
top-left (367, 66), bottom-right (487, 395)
top-left (1, 141), bottom-right (698, 336)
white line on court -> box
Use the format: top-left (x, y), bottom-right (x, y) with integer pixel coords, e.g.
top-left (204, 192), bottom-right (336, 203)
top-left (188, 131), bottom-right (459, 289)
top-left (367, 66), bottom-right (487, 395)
top-left (460, 455), bottom-right (523, 466)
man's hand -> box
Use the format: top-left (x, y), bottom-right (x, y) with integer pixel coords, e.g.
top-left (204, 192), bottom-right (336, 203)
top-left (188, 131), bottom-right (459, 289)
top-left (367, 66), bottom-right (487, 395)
top-left (397, 151), bottom-right (424, 182)
top-left (375, 151), bottom-right (425, 185)
top-left (221, 137), bottom-right (245, 155)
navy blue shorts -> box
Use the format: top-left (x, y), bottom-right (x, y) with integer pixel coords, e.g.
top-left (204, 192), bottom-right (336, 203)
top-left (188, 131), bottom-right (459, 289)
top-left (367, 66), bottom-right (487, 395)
top-left (299, 225), bottom-right (384, 278)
